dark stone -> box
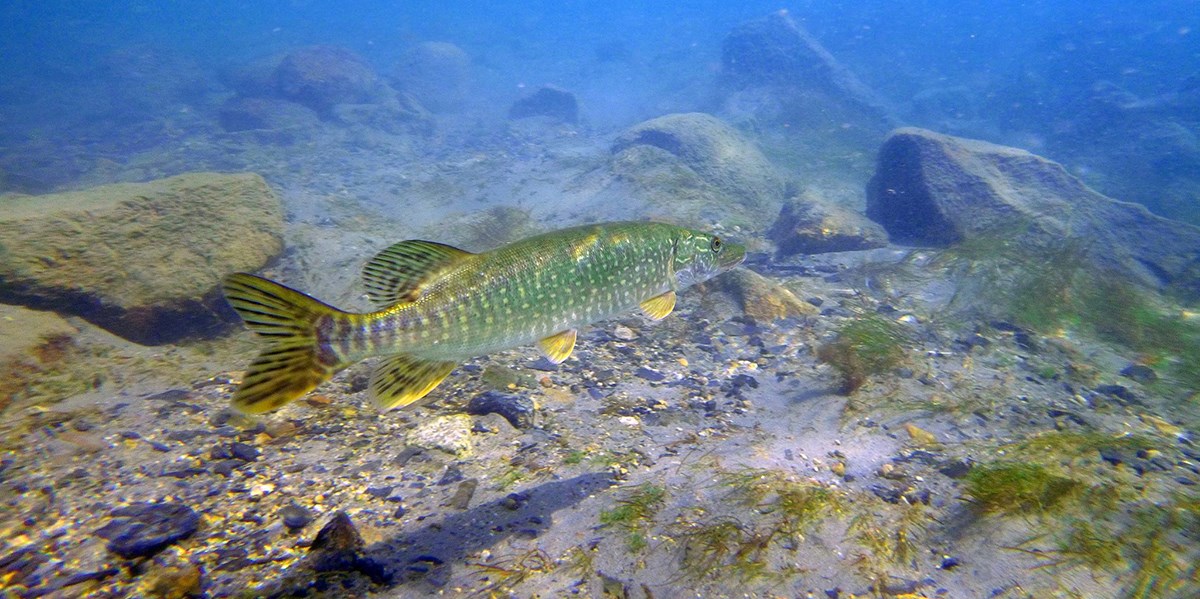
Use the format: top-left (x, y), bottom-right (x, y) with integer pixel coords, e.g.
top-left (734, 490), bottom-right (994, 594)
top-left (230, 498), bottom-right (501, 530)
top-left (273, 45), bottom-right (380, 113)
top-left (210, 460), bottom-right (242, 477)
top-left (508, 85), bottom-right (579, 123)
top-left (1095, 384), bottom-right (1138, 404)
top-left (96, 502), bottom-right (200, 559)
top-left (229, 442), bottom-right (260, 462)
top-left (280, 503), bottom-right (313, 530)
top-left (310, 511), bottom-right (364, 553)
top-left (145, 389), bottom-right (191, 401)
top-left (635, 366), bottom-right (667, 382)
top-left (937, 459), bottom-right (972, 479)
top-left (159, 467), bottom-right (205, 479)
top-left (940, 556), bottom-right (960, 570)
top-left (446, 479), bottom-right (478, 510)
top-left (1120, 363), bottom-right (1158, 384)
top-left (467, 391), bottom-right (536, 429)
top-left (438, 465), bottom-right (465, 486)
top-left (366, 485), bottom-right (393, 499)
top-left (167, 429), bottom-right (207, 443)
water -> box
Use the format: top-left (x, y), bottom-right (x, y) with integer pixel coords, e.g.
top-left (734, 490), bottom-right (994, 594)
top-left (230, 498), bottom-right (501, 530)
top-left (1, 2), bottom-right (1198, 597)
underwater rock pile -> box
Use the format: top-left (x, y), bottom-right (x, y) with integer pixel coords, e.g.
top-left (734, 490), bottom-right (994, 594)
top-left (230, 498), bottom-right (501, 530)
top-left (0, 172), bottom-right (283, 344)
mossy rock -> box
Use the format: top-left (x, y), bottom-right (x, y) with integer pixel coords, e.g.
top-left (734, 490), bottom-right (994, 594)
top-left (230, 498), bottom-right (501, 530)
top-left (0, 172), bottom-right (283, 344)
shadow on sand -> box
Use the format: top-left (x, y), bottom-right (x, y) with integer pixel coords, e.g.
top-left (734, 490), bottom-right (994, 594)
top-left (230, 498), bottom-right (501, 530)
top-left (254, 471), bottom-right (616, 597)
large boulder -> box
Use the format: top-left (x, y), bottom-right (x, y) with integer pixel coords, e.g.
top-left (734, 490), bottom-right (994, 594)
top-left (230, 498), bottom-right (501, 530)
top-left (866, 127), bottom-right (1200, 297)
top-left (610, 113), bottom-right (783, 229)
top-left (273, 45), bottom-right (382, 113)
top-left (0, 173), bottom-right (284, 344)
top-left (392, 42), bottom-right (470, 113)
top-left (717, 11), bottom-right (893, 167)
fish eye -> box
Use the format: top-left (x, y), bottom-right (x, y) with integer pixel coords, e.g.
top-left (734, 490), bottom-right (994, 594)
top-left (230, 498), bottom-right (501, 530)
top-left (710, 237), bottom-right (722, 252)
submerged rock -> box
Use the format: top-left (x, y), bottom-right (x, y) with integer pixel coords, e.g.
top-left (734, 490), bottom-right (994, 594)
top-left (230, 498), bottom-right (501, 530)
top-left (768, 190), bottom-right (888, 255)
top-left (392, 42), bottom-right (471, 113)
top-left (274, 45), bottom-right (382, 113)
top-left (0, 172), bottom-right (284, 344)
top-left (467, 391), bottom-right (535, 429)
top-left (611, 112), bottom-right (783, 229)
top-left (711, 269), bottom-right (818, 322)
top-left (509, 85), bottom-right (579, 123)
top-left (96, 503), bottom-right (200, 559)
top-left (866, 127), bottom-right (1200, 298)
top-left (407, 414), bottom-right (474, 457)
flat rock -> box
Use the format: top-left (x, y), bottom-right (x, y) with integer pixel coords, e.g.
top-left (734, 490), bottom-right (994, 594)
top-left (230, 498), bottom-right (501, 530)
top-left (610, 112), bottom-right (783, 229)
top-left (407, 414), bottom-right (474, 457)
top-left (0, 172), bottom-right (284, 344)
top-left (866, 127), bottom-right (1200, 298)
top-left (95, 502), bottom-right (200, 559)
top-left (768, 190), bottom-right (888, 255)
top-left (711, 269), bottom-right (819, 322)
top-left (467, 391), bottom-right (535, 430)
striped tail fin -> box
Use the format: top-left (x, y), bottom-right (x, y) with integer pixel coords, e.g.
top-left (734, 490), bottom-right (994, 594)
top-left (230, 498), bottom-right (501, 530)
top-left (222, 273), bottom-right (346, 414)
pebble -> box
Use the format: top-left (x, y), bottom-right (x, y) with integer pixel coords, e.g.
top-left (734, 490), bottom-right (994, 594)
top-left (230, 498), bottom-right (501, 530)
top-left (95, 502), bottom-right (200, 559)
top-left (280, 503), bottom-right (313, 530)
top-left (635, 366), bottom-right (666, 382)
top-left (1120, 363), bottom-right (1157, 384)
top-left (229, 442), bottom-right (260, 462)
top-left (467, 391), bottom-right (535, 429)
top-left (613, 325), bottom-right (637, 340)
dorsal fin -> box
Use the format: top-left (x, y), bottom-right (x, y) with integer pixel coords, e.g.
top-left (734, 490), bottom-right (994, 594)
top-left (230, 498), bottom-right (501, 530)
top-left (361, 240), bottom-right (472, 307)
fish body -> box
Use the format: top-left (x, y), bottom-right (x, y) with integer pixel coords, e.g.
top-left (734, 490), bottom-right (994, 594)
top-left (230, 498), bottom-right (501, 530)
top-left (223, 221), bottom-right (745, 414)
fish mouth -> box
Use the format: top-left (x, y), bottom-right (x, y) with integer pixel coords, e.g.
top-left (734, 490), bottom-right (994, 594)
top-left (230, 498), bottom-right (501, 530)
top-left (719, 243), bottom-right (747, 270)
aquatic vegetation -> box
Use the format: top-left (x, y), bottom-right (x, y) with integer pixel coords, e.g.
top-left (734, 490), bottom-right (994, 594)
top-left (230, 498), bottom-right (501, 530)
top-left (847, 501), bottom-right (927, 593)
top-left (817, 313), bottom-right (909, 394)
top-left (963, 463), bottom-right (1083, 514)
top-left (600, 483), bottom-right (667, 551)
top-left (468, 548), bottom-right (554, 597)
top-left (1008, 430), bottom-right (1155, 460)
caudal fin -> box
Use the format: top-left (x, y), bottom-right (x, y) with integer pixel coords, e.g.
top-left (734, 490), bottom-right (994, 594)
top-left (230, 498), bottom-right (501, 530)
top-left (222, 273), bottom-right (344, 414)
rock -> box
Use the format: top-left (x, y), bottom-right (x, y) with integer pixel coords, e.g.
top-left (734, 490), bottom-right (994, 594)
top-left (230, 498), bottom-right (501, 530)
top-left (140, 562), bottom-right (202, 599)
top-left (331, 91), bottom-right (435, 135)
top-left (218, 97), bottom-right (320, 134)
top-left (716, 11), bottom-right (893, 161)
top-left (709, 269), bottom-right (818, 322)
top-left (509, 85), bottom-right (579, 123)
top-left (311, 511), bottom-right (362, 552)
top-left (635, 366), bottom-right (666, 382)
top-left (768, 190), bottom-right (888, 255)
top-left (610, 113), bottom-right (783, 229)
top-left (467, 391), bottom-right (535, 429)
top-left (392, 42), bottom-right (470, 112)
top-left (96, 503), bottom-right (200, 559)
top-left (273, 45), bottom-right (381, 113)
top-left (866, 127), bottom-right (1200, 298)
top-left (0, 172), bottom-right (284, 344)
top-left (407, 414), bottom-right (474, 457)
top-left (280, 503), bottom-right (313, 530)
top-left (1121, 363), bottom-right (1158, 384)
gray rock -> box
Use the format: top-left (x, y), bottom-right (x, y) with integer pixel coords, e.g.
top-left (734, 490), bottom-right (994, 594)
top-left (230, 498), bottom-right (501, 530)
top-left (509, 85), bottom-right (579, 123)
top-left (273, 45), bottom-right (382, 113)
top-left (96, 502), bottom-right (200, 559)
top-left (392, 42), bottom-right (470, 113)
top-left (0, 172), bottom-right (284, 344)
top-left (866, 127), bottom-right (1200, 299)
top-left (768, 191), bottom-right (888, 255)
top-left (610, 113), bottom-right (783, 229)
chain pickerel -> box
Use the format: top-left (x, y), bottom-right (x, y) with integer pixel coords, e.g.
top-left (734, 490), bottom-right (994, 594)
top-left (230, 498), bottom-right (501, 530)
top-left (222, 221), bottom-right (745, 414)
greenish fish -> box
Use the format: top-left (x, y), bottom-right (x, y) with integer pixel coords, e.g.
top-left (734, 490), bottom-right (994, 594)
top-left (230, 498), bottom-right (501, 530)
top-left (222, 221), bottom-right (745, 414)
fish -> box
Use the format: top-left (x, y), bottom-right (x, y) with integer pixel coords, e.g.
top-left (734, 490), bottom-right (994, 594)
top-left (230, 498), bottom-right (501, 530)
top-left (222, 221), bottom-right (745, 414)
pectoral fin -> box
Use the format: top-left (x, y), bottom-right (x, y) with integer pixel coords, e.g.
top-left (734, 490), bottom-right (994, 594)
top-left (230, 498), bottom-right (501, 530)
top-left (639, 291), bottom-right (676, 321)
top-left (538, 329), bottom-right (577, 364)
top-left (369, 354), bottom-right (457, 410)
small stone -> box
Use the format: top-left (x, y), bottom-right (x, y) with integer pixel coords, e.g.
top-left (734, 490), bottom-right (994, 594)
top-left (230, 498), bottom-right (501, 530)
top-left (141, 562), bottom-right (202, 599)
top-left (229, 442), bottom-right (260, 462)
top-left (904, 423), bottom-right (938, 446)
top-left (635, 367), bottom-right (666, 382)
top-left (310, 511), bottom-right (363, 553)
top-left (366, 485), bottom-right (393, 499)
top-left (467, 391), bottom-right (535, 429)
top-left (280, 503), bottom-right (313, 530)
top-left (937, 459), bottom-right (971, 479)
top-left (446, 479), bottom-right (478, 510)
top-left (96, 503), bottom-right (200, 559)
top-left (1120, 363), bottom-right (1157, 384)
top-left (831, 461), bottom-right (846, 477)
top-left (940, 556), bottom-right (960, 570)
top-left (613, 325), bottom-right (637, 341)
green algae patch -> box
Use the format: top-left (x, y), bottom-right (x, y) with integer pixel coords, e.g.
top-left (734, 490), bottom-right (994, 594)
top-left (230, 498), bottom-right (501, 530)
top-left (817, 314), bottom-right (909, 394)
top-left (963, 463), bottom-right (1083, 515)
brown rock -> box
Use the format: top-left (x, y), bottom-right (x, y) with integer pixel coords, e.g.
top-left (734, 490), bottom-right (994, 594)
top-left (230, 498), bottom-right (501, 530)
top-left (0, 172), bottom-right (283, 344)
top-left (715, 269), bottom-right (818, 321)
top-left (769, 190), bottom-right (888, 255)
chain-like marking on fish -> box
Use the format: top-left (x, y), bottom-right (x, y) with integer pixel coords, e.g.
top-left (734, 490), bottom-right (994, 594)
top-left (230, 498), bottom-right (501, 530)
top-left (221, 221), bottom-right (745, 414)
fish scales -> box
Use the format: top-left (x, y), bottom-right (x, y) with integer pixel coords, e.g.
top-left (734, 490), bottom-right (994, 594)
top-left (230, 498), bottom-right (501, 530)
top-left (222, 221), bottom-right (744, 413)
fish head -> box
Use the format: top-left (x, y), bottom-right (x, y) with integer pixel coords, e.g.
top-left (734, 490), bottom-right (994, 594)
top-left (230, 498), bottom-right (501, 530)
top-left (672, 229), bottom-right (746, 288)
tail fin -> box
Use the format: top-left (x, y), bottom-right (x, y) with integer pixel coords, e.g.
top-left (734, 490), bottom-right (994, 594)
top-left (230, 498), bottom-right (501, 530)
top-left (222, 273), bottom-right (345, 414)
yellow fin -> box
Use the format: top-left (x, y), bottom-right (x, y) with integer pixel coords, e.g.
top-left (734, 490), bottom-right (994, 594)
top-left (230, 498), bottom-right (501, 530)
top-left (361, 240), bottom-right (472, 308)
top-left (538, 329), bottom-right (577, 364)
top-left (369, 354), bottom-right (457, 410)
top-left (639, 291), bottom-right (676, 321)
top-left (222, 273), bottom-right (344, 414)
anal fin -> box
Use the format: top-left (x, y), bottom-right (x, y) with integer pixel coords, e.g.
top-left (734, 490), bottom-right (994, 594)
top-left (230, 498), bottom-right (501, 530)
top-left (538, 329), bottom-right (577, 364)
top-left (639, 291), bottom-right (676, 321)
top-left (370, 354), bottom-right (457, 410)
